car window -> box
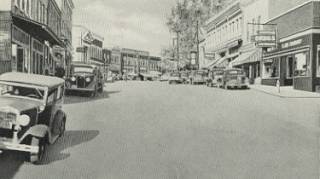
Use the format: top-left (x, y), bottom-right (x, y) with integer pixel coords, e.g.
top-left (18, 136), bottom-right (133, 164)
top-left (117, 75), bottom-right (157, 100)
top-left (0, 84), bottom-right (44, 100)
top-left (47, 89), bottom-right (57, 104)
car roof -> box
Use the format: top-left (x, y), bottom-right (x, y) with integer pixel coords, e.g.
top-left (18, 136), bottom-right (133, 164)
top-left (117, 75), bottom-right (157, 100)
top-left (72, 63), bottom-right (95, 68)
top-left (0, 72), bottom-right (65, 87)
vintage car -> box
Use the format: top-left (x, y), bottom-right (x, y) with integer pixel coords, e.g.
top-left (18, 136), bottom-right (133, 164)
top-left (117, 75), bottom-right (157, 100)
top-left (168, 72), bottom-right (182, 84)
top-left (190, 70), bottom-right (208, 85)
top-left (160, 73), bottom-right (170, 82)
top-left (65, 63), bottom-right (104, 97)
top-left (206, 68), bottom-right (225, 87)
top-left (180, 71), bottom-right (190, 84)
top-left (222, 68), bottom-right (248, 89)
top-left (0, 72), bottom-right (66, 164)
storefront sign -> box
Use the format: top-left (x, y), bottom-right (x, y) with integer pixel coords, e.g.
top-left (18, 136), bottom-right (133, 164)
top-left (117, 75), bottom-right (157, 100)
top-left (253, 30), bottom-right (276, 48)
top-left (281, 39), bottom-right (302, 49)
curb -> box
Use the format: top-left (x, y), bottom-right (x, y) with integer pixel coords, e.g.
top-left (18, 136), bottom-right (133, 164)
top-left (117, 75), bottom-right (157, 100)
top-left (250, 87), bottom-right (320, 99)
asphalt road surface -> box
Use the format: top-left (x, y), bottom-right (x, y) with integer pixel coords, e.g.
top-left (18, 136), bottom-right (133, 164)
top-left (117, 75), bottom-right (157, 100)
top-left (1, 81), bottom-right (320, 179)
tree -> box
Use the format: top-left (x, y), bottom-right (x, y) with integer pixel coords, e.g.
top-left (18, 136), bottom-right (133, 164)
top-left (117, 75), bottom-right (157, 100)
top-left (165, 0), bottom-right (232, 65)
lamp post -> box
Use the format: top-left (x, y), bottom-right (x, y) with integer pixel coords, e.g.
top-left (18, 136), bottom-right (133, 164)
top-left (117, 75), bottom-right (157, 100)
top-left (196, 9), bottom-right (201, 70)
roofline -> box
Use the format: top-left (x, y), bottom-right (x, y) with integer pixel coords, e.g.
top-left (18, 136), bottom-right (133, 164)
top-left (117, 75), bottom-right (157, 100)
top-left (267, 0), bottom-right (320, 23)
top-left (206, 0), bottom-right (240, 26)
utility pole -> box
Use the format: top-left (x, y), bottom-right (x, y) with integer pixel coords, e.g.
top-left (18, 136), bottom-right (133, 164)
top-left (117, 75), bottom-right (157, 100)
top-left (177, 30), bottom-right (180, 71)
top-left (196, 19), bottom-right (200, 70)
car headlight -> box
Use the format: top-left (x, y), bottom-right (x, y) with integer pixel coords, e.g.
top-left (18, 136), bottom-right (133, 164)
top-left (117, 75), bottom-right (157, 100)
top-left (85, 77), bottom-right (91, 82)
top-left (17, 115), bottom-right (30, 127)
top-left (71, 77), bottom-right (76, 81)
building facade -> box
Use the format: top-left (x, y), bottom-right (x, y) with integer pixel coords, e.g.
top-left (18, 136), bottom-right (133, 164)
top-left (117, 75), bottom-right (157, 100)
top-left (55, 0), bottom-right (74, 77)
top-left (262, 1), bottom-right (320, 92)
top-left (120, 48), bottom-right (151, 75)
top-left (203, 0), bottom-right (311, 84)
top-left (0, 0), bottom-right (64, 75)
top-left (72, 26), bottom-right (104, 68)
top-left (204, 1), bottom-right (243, 69)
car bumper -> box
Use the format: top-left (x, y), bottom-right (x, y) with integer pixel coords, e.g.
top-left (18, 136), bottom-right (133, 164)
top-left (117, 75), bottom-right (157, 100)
top-left (66, 88), bottom-right (95, 92)
top-left (0, 138), bottom-right (38, 153)
top-left (226, 83), bottom-right (248, 88)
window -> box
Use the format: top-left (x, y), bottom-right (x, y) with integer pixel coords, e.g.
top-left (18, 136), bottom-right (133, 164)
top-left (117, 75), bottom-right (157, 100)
top-left (294, 52), bottom-right (308, 77)
top-left (262, 58), bottom-right (280, 78)
top-left (47, 89), bottom-right (57, 104)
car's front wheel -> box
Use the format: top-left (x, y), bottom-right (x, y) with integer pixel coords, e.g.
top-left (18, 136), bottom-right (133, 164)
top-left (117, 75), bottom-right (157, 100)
top-left (29, 136), bottom-right (47, 164)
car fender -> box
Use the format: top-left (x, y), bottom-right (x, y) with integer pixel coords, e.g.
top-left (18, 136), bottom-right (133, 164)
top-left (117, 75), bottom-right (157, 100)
top-left (19, 125), bottom-right (49, 143)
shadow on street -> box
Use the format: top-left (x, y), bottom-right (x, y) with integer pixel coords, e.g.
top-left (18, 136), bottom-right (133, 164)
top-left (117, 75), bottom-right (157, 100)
top-left (0, 130), bottom-right (99, 179)
top-left (41, 130), bottom-right (100, 165)
top-left (64, 91), bottom-right (120, 105)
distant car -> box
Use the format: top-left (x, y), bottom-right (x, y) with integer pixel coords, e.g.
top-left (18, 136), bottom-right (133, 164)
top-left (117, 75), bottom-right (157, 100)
top-left (106, 76), bottom-right (115, 83)
top-left (168, 72), bottom-right (182, 84)
top-left (65, 63), bottom-right (104, 97)
top-left (190, 70), bottom-right (208, 85)
top-left (0, 72), bottom-right (66, 164)
top-left (222, 68), bottom-right (248, 89)
top-left (180, 71), bottom-right (190, 84)
top-left (206, 68), bottom-right (225, 87)
top-left (160, 74), bottom-right (170, 82)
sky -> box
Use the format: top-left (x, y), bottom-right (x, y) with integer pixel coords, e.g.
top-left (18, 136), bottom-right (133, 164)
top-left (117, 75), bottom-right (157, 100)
top-left (73, 0), bottom-right (176, 56)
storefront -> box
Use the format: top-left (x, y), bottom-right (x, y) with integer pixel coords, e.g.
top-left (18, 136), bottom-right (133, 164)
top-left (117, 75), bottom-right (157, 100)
top-left (262, 35), bottom-right (313, 91)
top-left (232, 49), bottom-right (262, 84)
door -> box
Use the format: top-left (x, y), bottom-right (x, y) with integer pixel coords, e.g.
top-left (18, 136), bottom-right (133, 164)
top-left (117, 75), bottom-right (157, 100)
top-left (17, 47), bottom-right (24, 72)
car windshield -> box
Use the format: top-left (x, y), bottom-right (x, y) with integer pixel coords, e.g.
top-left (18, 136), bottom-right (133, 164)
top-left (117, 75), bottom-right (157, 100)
top-left (171, 73), bottom-right (180, 77)
top-left (73, 66), bottom-right (94, 73)
top-left (0, 83), bottom-right (45, 100)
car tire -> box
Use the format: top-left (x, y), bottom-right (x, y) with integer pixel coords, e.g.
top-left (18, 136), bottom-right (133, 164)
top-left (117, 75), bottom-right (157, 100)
top-left (29, 136), bottom-right (47, 164)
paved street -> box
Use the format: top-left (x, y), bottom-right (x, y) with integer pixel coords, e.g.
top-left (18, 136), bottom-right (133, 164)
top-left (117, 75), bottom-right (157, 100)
top-left (1, 81), bottom-right (320, 179)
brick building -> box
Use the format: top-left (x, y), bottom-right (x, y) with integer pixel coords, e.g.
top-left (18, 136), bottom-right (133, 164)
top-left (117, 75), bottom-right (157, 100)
top-left (262, 0), bottom-right (320, 92)
top-left (0, 0), bottom-right (73, 76)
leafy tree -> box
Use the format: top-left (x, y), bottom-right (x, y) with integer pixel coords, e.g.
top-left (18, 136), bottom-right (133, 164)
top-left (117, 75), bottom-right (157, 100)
top-left (165, 0), bottom-right (232, 67)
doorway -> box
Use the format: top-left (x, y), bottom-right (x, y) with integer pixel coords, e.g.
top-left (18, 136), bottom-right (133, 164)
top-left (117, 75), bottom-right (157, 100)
top-left (17, 47), bottom-right (24, 72)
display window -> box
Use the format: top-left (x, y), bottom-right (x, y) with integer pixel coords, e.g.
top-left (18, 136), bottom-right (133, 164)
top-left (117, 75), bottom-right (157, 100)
top-left (262, 58), bottom-right (280, 78)
top-left (294, 52), bottom-right (309, 77)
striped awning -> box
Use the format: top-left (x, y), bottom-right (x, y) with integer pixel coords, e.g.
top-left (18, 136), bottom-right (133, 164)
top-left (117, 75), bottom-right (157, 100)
top-left (231, 49), bottom-right (261, 67)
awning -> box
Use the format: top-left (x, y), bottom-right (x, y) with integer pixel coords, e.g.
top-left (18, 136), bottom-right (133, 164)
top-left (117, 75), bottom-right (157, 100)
top-left (12, 14), bottom-right (63, 46)
top-left (214, 57), bottom-right (229, 68)
top-left (231, 50), bottom-right (261, 67)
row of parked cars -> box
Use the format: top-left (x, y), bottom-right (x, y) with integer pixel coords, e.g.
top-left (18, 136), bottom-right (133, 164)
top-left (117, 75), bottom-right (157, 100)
top-left (162, 68), bottom-right (249, 90)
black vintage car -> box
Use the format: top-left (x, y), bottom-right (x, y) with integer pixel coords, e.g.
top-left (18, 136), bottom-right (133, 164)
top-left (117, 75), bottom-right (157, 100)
top-left (65, 63), bottom-right (104, 97)
top-left (0, 72), bottom-right (67, 164)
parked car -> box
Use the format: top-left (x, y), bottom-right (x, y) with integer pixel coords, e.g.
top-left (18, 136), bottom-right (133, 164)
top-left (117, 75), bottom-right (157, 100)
top-left (65, 63), bottom-right (104, 97)
top-left (206, 68), bottom-right (225, 87)
top-left (180, 71), bottom-right (190, 84)
top-left (0, 72), bottom-right (67, 164)
top-left (190, 70), bottom-right (208, 85)
top-left (160, 73), bottom-right (170, 82)
top-left (222, 68), bottom-right (248, 89)
top-left (168, 72), bottom-right (182, 84)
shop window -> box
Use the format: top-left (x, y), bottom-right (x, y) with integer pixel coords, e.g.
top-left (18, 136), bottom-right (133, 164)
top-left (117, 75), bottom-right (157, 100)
top-left (262, 58), bottom-right (279, 78)
top-left (294, 52), bottom-right (308, 77)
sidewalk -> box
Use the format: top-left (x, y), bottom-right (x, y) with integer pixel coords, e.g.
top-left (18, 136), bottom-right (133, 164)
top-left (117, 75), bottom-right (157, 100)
top-left (249, 85), bottom-right (320, 98)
